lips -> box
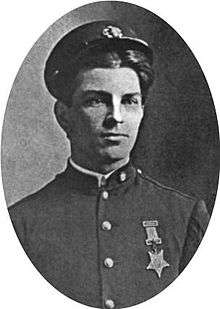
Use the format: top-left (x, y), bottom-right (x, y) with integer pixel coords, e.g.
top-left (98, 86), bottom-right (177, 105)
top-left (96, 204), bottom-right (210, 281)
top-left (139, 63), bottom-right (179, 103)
top-left (100, 132), bottom-right (129, 143)
top-left (101, 132), bottom-right (129, 137)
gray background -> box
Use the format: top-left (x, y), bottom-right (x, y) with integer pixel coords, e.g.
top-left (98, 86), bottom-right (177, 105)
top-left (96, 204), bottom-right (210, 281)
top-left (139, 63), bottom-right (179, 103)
top-left (1, 1), bottom-right (219, 212)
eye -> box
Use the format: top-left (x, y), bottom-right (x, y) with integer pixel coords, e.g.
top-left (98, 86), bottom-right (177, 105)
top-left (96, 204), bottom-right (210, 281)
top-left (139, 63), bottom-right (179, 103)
top-left (122, 96), bottom-right (141, 105)
top-left (84, 97), bottom-right (106, 107)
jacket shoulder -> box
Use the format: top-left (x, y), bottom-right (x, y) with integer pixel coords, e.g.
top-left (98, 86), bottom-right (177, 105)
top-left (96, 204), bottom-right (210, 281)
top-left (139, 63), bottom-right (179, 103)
top-left (137, 169), bottom-right (196, 203)
top-left (8, 175), bottom-right (63, 216)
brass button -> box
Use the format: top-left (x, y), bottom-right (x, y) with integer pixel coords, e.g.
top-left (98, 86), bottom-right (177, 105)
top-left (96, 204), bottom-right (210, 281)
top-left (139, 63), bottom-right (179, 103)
top-left (119, 171), bottom-right (126, 182)
top-left (102, 221), bottom-right (112, 231)
top-left (104, 258), bottom-right (114, 268)
top-left (105, 299), bottom-right (115, 309)
top-left (102, 191), bottom-right (109, 200)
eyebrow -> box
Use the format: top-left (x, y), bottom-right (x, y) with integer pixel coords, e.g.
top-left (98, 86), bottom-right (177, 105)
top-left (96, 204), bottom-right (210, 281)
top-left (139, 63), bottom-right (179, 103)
top-left (81, 90), bottom-right (111, 98)
top-left (122, 93), bottom-right (142, 99)
top-left (81, 90), bottom-right (142, 98)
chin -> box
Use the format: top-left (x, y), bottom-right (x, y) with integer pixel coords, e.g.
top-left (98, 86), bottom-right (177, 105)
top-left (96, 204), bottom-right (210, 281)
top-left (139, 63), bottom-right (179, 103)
top-left (97, 146), bottom-right (131, 163)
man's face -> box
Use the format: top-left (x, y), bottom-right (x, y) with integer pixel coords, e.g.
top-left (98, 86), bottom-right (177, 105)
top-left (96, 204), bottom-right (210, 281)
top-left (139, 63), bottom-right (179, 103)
top-left (66, 67), bottom-right (144, 164)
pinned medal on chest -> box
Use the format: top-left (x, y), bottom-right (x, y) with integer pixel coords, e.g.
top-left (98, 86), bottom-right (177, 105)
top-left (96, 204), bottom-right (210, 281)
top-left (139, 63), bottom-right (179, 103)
top-left (142, 220), bottom-right (170, 278)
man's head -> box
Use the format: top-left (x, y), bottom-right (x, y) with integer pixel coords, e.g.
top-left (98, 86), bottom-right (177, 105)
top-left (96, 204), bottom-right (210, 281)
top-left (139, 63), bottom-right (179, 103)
top-left (44, 21), bottom-right (154, 172)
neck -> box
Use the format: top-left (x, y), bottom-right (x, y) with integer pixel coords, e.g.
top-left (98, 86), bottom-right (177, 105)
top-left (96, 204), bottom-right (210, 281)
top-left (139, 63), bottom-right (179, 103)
top-left (70, 152), bottom-right (130, 174)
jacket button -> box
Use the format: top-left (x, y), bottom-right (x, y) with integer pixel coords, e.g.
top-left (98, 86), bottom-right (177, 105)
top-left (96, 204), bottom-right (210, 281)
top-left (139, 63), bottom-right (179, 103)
top-left (102, 221), bottom-right (112, 231)
top-left (102, 191), bottom-right (109, 200)
top-left (137, 168), bottom-right (142, 174)
top-left (105, 299), bottom-right (115, 309)
top-left (119, 171), bottom-right (126, 182)
top-left (104, 258), bottom-right (114, 268)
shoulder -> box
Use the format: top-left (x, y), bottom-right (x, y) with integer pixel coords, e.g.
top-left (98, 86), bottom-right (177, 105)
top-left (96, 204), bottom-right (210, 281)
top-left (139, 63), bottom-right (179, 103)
top-left (135, 168), bottom-right (210, 228)
top-left (7, 170), bottom-right (73, 245)
top-left (136, 168), bottom-right (196, 204)
top-left (8, 174), bottom-right (64, 219)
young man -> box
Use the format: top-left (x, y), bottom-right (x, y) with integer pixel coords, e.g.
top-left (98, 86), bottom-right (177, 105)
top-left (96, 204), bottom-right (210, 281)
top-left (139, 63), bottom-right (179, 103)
top-left (9, 21), bottom-right (209, 309)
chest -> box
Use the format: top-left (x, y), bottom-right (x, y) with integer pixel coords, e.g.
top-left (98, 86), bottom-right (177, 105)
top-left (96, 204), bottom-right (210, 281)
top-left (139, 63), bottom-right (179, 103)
top-left (25, 188), bottom-right (188, 307)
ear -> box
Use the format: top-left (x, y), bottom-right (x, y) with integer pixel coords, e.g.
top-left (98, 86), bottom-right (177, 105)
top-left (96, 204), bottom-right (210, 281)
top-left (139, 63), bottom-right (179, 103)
top-left (54, 100), bottom-right (71, 134)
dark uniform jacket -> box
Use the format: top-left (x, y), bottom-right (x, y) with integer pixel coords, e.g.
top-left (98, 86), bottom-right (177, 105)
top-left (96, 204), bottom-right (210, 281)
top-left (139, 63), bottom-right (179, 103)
top-left (9, 161), bottom-right (209, 308)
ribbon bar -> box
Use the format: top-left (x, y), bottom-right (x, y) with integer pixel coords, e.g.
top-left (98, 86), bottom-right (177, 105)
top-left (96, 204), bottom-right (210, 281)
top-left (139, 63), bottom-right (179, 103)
top-left (143, 220), bottom-right (158, 227)
top-left (143, 220), bottom-right (162, 245)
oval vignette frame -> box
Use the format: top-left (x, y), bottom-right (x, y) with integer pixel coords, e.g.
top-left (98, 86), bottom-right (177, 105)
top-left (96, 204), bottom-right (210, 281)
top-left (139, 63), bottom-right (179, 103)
top-left (0, 0), bottom-right (220, 308)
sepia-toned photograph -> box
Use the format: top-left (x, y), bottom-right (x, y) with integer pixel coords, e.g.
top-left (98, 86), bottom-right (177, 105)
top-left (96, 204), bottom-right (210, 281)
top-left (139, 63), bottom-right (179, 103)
top-left (1, 1), bottom-right (219, 308)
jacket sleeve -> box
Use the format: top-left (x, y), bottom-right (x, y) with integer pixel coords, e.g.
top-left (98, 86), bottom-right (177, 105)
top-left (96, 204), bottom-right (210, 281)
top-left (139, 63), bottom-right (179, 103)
top-left (179, 199), bottom-right (210, 273)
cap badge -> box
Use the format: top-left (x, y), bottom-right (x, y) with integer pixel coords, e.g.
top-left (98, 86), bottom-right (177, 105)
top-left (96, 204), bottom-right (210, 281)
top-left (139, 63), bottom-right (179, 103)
top-left (102, 25), bottom-right (123, 38)
top-left (142, 220), bottom-right (170, 278)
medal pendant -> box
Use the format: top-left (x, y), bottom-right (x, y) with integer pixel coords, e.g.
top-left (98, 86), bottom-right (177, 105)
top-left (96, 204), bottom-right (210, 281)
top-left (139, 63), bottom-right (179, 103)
top-left (146, 249), bottom-right (170, 278)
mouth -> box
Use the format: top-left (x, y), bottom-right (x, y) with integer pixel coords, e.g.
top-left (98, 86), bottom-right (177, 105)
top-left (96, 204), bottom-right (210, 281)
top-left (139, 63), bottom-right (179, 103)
top-left (100, 132), bottom-right (129, 143)
top-left (101, 132), bottom-right (129, 138)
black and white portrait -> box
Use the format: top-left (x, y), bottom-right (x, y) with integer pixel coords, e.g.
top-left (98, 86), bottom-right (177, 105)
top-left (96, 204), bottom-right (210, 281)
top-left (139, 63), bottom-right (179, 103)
top-left (0, 1), bottom-right (219, 309)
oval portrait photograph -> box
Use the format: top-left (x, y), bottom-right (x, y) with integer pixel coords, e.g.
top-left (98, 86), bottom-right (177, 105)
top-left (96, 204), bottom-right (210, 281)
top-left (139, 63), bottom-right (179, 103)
top-left (1, 1), bottom-right (219, 309)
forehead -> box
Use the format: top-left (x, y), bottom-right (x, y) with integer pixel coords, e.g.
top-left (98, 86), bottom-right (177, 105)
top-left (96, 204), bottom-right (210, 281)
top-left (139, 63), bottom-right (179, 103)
top-left (73, 67), bottom-right (141, 95)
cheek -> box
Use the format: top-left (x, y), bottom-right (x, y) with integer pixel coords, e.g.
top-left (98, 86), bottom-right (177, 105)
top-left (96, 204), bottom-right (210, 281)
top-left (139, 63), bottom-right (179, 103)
top-left (81, 107), bottom-right (106, 129)
top-left (67, 106), bottom-right (106, 142)
top-left (126, 109), bottom-right (143, 130)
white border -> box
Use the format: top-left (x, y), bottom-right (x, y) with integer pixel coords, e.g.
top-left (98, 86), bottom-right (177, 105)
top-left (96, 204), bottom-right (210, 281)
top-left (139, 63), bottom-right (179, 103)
top-left (0, 1), bottom-right (219, 308)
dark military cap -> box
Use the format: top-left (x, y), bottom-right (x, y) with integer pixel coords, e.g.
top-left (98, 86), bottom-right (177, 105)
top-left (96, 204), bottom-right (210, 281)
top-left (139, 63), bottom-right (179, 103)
top-left (44, 20), bottom-right (153, 101)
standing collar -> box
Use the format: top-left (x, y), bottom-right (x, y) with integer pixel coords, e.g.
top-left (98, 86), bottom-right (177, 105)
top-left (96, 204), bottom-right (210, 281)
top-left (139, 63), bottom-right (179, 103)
top-left (57, 157), bottom-right (136, 194)
top-left (69, 157), bottom-right (129, 187)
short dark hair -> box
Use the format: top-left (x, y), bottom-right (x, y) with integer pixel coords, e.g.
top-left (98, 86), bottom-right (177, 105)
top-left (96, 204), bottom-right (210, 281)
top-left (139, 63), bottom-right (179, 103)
top-left (68, 45), bottom-right (154, 105)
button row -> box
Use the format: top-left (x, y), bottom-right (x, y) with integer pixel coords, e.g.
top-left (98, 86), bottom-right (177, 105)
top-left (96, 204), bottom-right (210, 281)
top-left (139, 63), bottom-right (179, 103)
top-left (104, 258), bottom-right (114, 307)
top-left (101, 187), bottom-right (115, 309)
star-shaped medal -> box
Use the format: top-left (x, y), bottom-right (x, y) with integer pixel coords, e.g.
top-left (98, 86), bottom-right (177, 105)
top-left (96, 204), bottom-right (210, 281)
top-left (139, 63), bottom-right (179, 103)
top-left (146, 249), bottom-right (170, 278)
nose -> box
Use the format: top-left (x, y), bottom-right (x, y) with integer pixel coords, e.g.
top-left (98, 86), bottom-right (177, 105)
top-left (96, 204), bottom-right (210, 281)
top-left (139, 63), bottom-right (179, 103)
top-left (105, 95), bottom-right (123, 126)
top-left (111, 96), bottom-right (123, 123)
